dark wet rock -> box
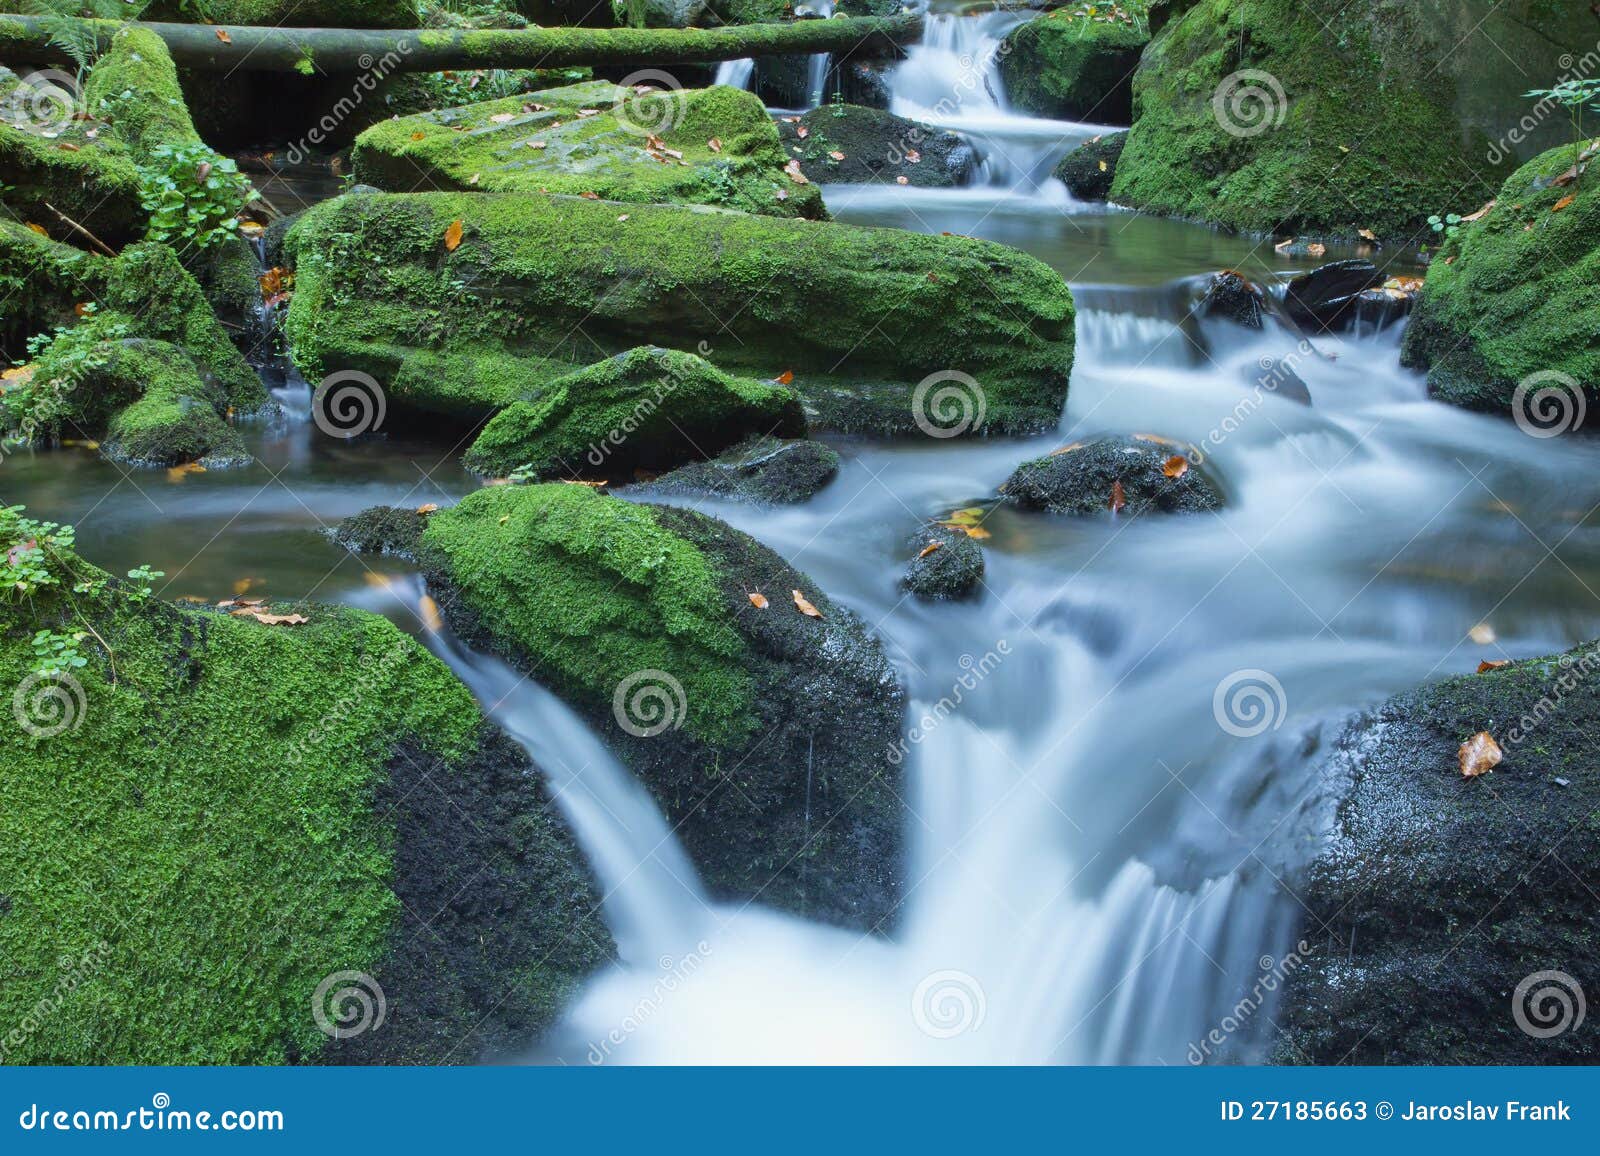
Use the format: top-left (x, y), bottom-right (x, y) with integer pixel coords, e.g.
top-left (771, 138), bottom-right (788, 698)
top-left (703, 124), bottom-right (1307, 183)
top-left (333, 505), bottom-right (428, 560)
top-left (1283, 260), bottom-right (1385, 331)
top-left (998, 13), bottom-right (1148, 123)
top-left (1275, 644), bottom-right (1600, 1064)
top-left (777, 104), bottom-right (975, 187)
top-left (462, 346), bottom-right (806, 480)
top-left (642, 436), bottom-right (840, 504)
top-left (1054, 132), bottom-right (1126, 201)
top-left (902, 526), bottom-right (984, 602)
top-left (838, 60), bottom-right (893, 110)
top-left (421, 483), bottom-right (906, 930)
top-left (1002, 436), bottom-right (1222, 518)
top-left (1198, 270), bottom-right (1266, 329)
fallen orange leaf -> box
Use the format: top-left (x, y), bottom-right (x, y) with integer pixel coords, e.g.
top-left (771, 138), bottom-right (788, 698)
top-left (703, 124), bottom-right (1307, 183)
top-left (416, 503), bottom-right (440, 515)
top-left (1458, 731), bottom-right (1502, 778)
top-left (1162, 455), bottom-right (1189, 479)
top-left (828, 150), bottom-right (845, 161)
top-left (1358, 228), bottom-right (1378, 241)
top-left (1461, 200), bottom-right (1496, 222)
top-left (1108, 480), bottom-right (1127, 513)
top-left (793, 589), bottom-right (822, 618)
top-left (1306, 242), bottom-right (1327, 257)
top-left (1476, 660), bottom-right (1508, 673)
top-left (215, 28), bottom-right (232, 43)
top-left (784, 159), bottom-right (809, 185)
top-left (1553, 194), bottom-right (1576, 212)
top-left (775, 370), bottom-right (794, 385)
top-left (918, 542), bottom-right (942, 559)
top-left (708, 137), bottom-right (722, 152)
top-left (444, 219), bottom-right (464, 251)
top-left (748, 592), bottom-right (769, 609)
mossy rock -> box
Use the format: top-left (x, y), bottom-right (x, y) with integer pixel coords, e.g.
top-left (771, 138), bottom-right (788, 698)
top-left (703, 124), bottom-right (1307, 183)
top-left (353, 81), bottom-right (826, 220)
top-left (0, 521), bottom-right (609, 1063)
top-left (1274, 643), bottom-right (1600, 1063)
top-left (1053, 131), bottom-right (1125, 201)
top-left (1002, 436), bottom-right (1222, 517)
top-left (776, 104), bottom-right (974, 187)
top-left (997, 13), bottom-right (1148, 123)
top-left (333, 505), bottom-right (430, 560)
top-left (0, 218), bottom-right (108, 362)
top-left (1400, 142), bottom-right (1600, 422)
top-left (97, 339), bottom-right (248, 468)
top-left (902, 525), bottom-right (984, 602)
top-left (641, 435), bottom-right (839, 504)
top-left (419, 484), bottom-right (906, 928)
top-left (463, 345), bottom-right (806, 479)
top-left (144, 0), bottom-right (421, 26)
top-left (1109, 0), bottom-right (1519, 238)
top-left (282, 191), bottom-right (1075, 436)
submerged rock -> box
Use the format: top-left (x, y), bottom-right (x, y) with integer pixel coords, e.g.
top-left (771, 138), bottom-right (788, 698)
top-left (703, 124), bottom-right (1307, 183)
top-left (1110, 0), bottom-right (1599, 237)
top-left (333, 505), bottom-right (429, 560)
top-left (776, 105), bottom-right (974, 187)
top-left (998, 12), bottom-right (1148, 123)
top-left (641, 436), bottom-right (840, 504)
top-left (1197, 270), bottom-right (1266, 329)
top-left (1283, 260), bottom-right (1385, 332)
top-left (353, 80), bottom-right (826, 219)
top-left (283, 191), bottom-right (1076, 437)
top-left (1054, 131), bottom-right (1126, 201)
top-left (463, 346), bottom-right (805, 480)
top-left (0, 519), bottom-right (609, 1063)
top-left (902, 525), bottom-right (985, 602)
top-left (1002, 436), bottom-right (1222, 518)
top-left (420, 483), bottom-right (906, 928)
top-left (1275, 645), bottom-right (1600, 1063)
top-left (1401, 142), bottom-right (1598, 425)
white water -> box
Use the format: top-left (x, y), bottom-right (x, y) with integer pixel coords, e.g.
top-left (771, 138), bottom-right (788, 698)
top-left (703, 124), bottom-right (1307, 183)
top-left (805, 1), bottom-right (836, 108)
top-left (714, 58), bottom-right (755, 90)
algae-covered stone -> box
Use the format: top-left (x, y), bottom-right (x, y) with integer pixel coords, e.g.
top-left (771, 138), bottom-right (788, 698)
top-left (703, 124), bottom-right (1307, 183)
top-left (1400, 143), bottom-right (1600, 422)
top-left (333, 505), bottom-right (430, 560)
top-left (420, 483), bottom-right (906, 928)
top-left (998, 12), bottom-right (1148, 123)
top-left (1053, 131), bottom-right (1125, 201)
top-left (642, 436), bottom-right (840, 504)
top-left (776, 104), bottom-right (974, 187)
top-left (1109, 0), bottom-right (1570, 237)
top-left (902, 525), bottom-right (984, 602)
top-left (1003, 436), bottom-right (1222, 517)
top-left (0, 516), bottom-right (609, 1063)
top-left (97, 339), bottom-right (248, 468)
top-left (283, 191), bottom-right (1075, 436)
top-left (462, 346), bottom-right (805, 479)
top-left (1274, 644), bottom-right (1600, 1063)
top-left (353, 81), bottom-right (826, 219)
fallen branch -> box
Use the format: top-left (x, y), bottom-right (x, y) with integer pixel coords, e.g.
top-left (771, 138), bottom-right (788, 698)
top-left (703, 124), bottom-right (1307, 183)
top-left (0, 15), bottom-right (922, 73)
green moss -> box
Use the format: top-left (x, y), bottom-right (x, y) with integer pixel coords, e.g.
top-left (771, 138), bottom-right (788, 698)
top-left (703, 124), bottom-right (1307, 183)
top-left (1110, 0), bottom-right (1508, 238)
top-left (284, 191), bottom-right (1075, 435)
top-left (998, 13), bottom-right (1148, 122)
top-left (100, 339), bottom-right (248, 467)
top-left (82, 26), bottom-right (199, 160)
top-left (1400, 143), bottom-right (1600, 418)
top-left (463, 346), bottom-right (805, 478)
top-left (422, 484), bottom-right (755, 748)
top-left (143, 0), bottom-right (421, 26)
top-left (0, 218), bottom-right (108, 359)
top-left (352, 81), bottom-right (826, 220)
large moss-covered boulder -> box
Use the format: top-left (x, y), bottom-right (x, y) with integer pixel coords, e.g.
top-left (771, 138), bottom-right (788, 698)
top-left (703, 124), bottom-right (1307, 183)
top-left (998, 12), bottom-right (1148, 123)
top-left (144, 0), bottom-right (420, 25)
top-left (419, 483), bottom-right (906, 928)
top-left (0, 218), bottom-right (108, 361)
top-left (1400, 143), bottom-right (1600, 422)
top-left (1275, 643), bottom-right (1600, 1063)
top-left (776, 104), bottom-right (975, 187)
top-left (283, 191), bottom-right (1075, 436)
top-left (463, 345), bottom-right (805, 479)
top-left (1002, 436), bottom-right (1222, 517)
top-left (0, 514), bottom-right (609, 1063)
top-left (353, 81), bottom-right (826, 219)
top-left (97, 339), bottom-right (248, 468)
top-left (1108, 0), bottom-right (1588, 238)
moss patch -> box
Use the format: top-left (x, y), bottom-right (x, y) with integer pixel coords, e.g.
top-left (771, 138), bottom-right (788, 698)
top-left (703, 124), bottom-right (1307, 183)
top-left (998, 13), bottom-right (1148, 123)
top-left (284, 190), bottom-right (1076, 435)
top-left (1400, 142), bottom-right (1600, 420)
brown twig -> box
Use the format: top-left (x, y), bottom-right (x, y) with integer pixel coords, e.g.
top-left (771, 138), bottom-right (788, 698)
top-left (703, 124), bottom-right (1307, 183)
top-left (41, 201), bottom-right (117, 257)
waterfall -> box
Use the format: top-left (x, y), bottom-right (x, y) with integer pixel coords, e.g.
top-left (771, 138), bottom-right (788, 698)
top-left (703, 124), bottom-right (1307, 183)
top-left (714, 58), bottom-right (755, 90)
top-left (805, 1), bottom-right (836, 107)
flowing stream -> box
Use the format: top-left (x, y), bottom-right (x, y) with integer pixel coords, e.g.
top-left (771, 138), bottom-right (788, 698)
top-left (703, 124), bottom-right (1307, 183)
top-left (13, 8), bottom-right (1600, 1065)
